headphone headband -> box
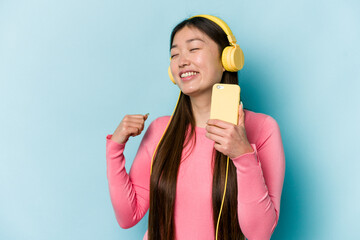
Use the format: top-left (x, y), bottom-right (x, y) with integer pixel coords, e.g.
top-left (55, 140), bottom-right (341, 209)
top-left (190, 15), bottom-right (237, 45)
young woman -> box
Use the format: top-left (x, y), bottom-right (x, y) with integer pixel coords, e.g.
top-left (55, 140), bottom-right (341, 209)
top-left (106, 15), bottom-right (285, 240)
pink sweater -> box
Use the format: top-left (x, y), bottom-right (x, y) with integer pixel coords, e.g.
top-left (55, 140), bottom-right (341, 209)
top-left (106, 110), bottom-right (285, 240)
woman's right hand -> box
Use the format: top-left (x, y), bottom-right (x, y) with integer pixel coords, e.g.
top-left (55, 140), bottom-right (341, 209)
top-left (110, 114), bottom-right (149, 144)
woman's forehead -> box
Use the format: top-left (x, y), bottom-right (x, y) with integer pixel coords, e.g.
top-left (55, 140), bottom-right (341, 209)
top-left (172, 26), bottom-right (210, 47)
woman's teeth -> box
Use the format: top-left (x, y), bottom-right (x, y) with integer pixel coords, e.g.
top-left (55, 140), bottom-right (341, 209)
top-left (181, 72), bottom-right (198, 78)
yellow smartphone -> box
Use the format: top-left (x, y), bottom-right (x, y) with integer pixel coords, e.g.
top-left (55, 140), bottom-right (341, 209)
top-left (210, 84), bottom-right (241, 125)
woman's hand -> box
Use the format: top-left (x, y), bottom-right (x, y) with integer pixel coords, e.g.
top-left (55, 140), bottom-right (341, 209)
top-left (110, 114), bottom-right (149, 144)
top-left (205, 103), bottom-right (253, 158)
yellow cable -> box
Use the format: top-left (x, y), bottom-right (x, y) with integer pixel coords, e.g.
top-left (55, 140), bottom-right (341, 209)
top-left (150, 91), bottom-right (182, 175)
top-left (215, 156), bottom-right (230, 240)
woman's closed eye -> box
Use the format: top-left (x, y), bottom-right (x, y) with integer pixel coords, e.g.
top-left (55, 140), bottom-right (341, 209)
top-left (171, 53), bottom-right (179, 59)
top-left (170, 48), bottom-right (200, 58)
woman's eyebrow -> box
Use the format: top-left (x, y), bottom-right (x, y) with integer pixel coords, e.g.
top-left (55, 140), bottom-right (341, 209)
top-left (186, 38), bottom-right (205, 43)
top-left (171, 38), bottom-right (205, 49)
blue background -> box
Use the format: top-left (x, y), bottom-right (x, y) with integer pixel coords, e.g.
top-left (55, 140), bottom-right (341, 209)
top-left (1, 0), bottom-right (359, 239)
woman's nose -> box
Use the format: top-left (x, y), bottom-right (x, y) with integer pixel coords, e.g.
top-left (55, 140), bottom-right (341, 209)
top-left (178, 53), bottom-right (190, 68)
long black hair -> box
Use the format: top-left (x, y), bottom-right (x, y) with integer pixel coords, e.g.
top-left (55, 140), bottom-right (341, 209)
top-left (148, 17), bottom-right (244, 240)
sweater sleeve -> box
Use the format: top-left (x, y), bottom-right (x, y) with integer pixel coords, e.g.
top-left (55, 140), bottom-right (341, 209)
top-left (106, 121), bottom-right (157, 229)
top-left (231, 116), bottom-right (285, 240)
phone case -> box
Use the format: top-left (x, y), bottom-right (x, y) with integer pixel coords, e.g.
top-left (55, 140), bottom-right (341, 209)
top-left (210, 84), bottom-right (241, 125)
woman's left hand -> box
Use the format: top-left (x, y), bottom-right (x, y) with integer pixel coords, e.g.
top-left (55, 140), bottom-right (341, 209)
top-left (205, 102), bottom-right (254, 159)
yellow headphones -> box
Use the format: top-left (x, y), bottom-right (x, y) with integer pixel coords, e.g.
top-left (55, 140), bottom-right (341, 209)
top-left (168, 14), bottom-right (245, 84)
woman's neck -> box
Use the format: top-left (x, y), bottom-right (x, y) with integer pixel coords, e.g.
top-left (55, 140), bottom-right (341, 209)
top-left (189, 93), bottom-right (212, 128)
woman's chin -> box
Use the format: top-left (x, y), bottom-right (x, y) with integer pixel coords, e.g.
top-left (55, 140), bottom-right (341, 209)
top-left (180, 87), bottom-right (199, 96)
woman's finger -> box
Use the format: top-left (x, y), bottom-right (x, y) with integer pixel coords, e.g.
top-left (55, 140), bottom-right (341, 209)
top-left (205, 131), bottom-right (225, 145)
top-left (207, 118), bottom-right (234, 129)
top-left (123, 122), bottom-right (144, 132)
top-left (122, 120), bottom-right (144, 129)
top-left (124, 115), bottom-right (147, 124)
top-left (238, 101), bottom-right (245, 126)
top-left (126, 114), bottom-right (147, 119)
top-left (205, 124), bottom-right (227, 138)
top-left (128, 126), bottom-right (142, 137)
top-left (213, 142), bottom-right (229, 156)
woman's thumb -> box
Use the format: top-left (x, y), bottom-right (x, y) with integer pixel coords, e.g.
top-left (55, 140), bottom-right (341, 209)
top-left (144, 113), bottom-right (149, 120)
top-left (238, 102), bottom-right (245, 125)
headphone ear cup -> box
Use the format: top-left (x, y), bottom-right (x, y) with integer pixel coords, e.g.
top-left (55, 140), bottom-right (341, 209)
top-left (221, 45), bottom-right (244, 72)
top-left (168, 66), bottom-right (176, 84)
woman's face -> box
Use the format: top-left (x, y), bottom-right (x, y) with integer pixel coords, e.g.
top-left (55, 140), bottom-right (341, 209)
top-left (170, 26), bottom-right (224, 97)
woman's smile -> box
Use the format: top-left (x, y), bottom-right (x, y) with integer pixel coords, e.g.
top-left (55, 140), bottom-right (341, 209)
top-left (179, 70), bottom-right (199, 81)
